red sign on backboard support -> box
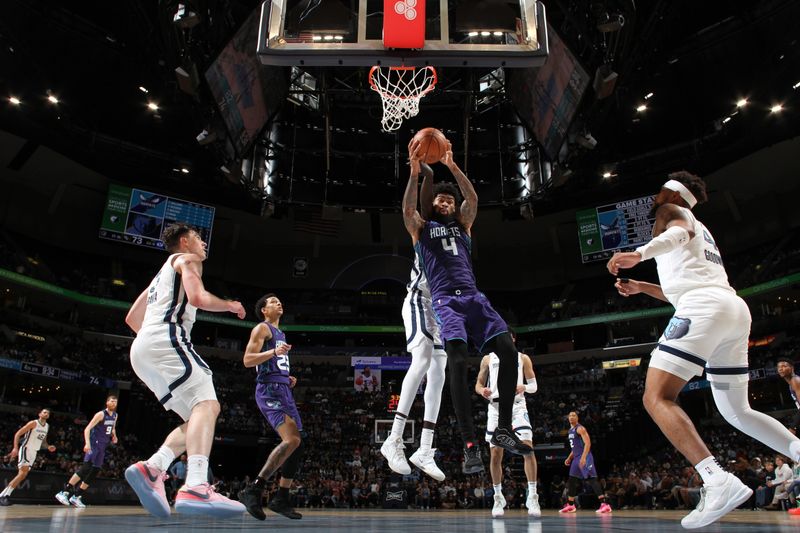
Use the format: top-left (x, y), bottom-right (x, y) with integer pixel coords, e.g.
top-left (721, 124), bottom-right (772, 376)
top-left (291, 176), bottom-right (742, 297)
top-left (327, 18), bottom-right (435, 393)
top-left (383, 0), bottom-right (425, 48)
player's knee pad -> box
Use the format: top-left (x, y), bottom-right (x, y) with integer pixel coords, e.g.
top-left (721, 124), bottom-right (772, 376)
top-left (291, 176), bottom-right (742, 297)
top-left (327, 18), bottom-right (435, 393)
top-left (84, 466), bottom-right (101, 483)
top-left (281, 439), bottom-right (304, 479)
top-left (567, 476), bottom-right (580, 497)
top-left (76, 462), bottom-right (93, 480)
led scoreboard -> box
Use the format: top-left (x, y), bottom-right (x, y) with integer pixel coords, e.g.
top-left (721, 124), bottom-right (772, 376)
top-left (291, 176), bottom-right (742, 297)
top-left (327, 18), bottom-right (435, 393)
top-left (576, 195), bottom-right (656, 263)
top-left (99, 184), bottom-right (215, 252)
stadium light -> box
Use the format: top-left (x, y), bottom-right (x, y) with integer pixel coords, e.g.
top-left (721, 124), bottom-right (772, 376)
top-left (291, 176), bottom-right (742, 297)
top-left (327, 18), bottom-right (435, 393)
top-left (147, 102), bottom-right (159, 111)
top-left (47, 94), bottom-right (59, 104)
top-left (770, 104), bottom-right (783, 113)
top-left (736, 98), bottom-right (748, 108)
top-left (9, 96), bottom-right (21, 105)
top-left (636, 104), bottom-right (647, 112)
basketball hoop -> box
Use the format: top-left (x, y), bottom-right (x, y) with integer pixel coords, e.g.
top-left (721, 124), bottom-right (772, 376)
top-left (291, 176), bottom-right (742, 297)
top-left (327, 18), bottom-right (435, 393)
top-left (369, 66), bottom-right (437, 132)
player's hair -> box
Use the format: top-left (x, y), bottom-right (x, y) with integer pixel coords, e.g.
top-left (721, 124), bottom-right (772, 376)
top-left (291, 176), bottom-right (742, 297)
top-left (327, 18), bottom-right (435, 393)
top-left (667, 170), bottom-right (708, 205)
top-left (106, 394), bottom-right (117, 401)
top-left (433, 182), bottom-right (461, 204)
top-left (162, 223), bottom-right (197, 252)
top-left (39, 407), bottom-right (50, 413)
top-left (777, 357), bottom-right (795, 367)
top-left (255, 293), bottom-right (278, 321)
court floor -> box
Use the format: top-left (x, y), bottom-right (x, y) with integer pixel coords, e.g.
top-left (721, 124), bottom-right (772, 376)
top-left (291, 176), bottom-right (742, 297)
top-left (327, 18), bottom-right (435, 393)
top-left (1, 506), bottom-right (798, 532)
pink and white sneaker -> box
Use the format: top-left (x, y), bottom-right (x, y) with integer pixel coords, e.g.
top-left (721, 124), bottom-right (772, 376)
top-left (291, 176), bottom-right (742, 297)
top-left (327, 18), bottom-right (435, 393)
top-left (596, 502), bottom-right (612, 514)
top-left (125, 461), bottom-right (170, 518)
top-left (175, 482), bottom-right (245, 518)
top-left (559, 502), bottom-right (577, 513)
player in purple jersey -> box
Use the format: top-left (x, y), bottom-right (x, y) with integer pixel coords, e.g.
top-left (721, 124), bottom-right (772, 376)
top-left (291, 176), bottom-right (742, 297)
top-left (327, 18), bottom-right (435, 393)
top-left (559, 411), bottom-right (611, 514)
top-left (238, 293), bottom-right (303, 521)
top-left (777, 358), bottom-right (800, 434)
top-left (55, 395), bottom-right (118, 508)
top-left (402, 139), bottom-right (533, 474)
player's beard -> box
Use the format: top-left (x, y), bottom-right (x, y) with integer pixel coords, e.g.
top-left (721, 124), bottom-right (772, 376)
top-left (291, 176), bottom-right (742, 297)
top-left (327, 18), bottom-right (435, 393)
top-left (648, 200), bottom-right (663, 218)
top-left (431, 210), bottom-right (455, 225)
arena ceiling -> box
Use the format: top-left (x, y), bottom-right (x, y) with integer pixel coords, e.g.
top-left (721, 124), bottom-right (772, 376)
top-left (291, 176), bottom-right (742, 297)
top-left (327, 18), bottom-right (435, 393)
top-left (1, 0), bottom-right (799, 216)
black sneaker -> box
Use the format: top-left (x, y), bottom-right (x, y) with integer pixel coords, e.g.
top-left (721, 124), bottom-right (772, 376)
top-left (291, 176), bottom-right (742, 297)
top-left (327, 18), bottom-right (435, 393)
top-left (237, 485), bottom-right (266, 521)
top-left (462, 444), bottom-right (484, 474)
top-left (0, 496), bottom-right (11, 506)
top-left (267, 495), bottom-right (302, 519)
top-left (491, 426), bottom-right (534, 455)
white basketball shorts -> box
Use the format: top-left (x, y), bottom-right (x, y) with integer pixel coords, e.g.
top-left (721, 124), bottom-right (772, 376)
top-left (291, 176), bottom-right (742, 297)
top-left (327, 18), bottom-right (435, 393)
top-left (649, 287), bottom-right (751, 383)
top-left (485, 400), bottom-right (533, 446)
top-left (130, 323), bottom-right (217, 421)
top-left (402, 291), bottom-right (443, 352)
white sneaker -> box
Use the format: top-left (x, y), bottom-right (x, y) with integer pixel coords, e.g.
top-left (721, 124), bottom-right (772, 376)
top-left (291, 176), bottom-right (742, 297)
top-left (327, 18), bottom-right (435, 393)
top-left (492, 493), bottom-right (506, 517)
top-left (526, 492), bottom-right (541, 517)
top-left (380, 435), bottom-right (411, 475)
top-left (55, 491), bottom-right (70, 506)
top-left (409, 448), bottom-right (445, 481)
top-left (680, 473), bottom-right (752, 529)
top-left (69, 495), bottom-right (86, 508)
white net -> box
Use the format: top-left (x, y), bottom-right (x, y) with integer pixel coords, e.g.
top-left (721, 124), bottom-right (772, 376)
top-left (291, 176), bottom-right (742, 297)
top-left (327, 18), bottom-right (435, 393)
top-left (369, 66), bottom-right (437, 132)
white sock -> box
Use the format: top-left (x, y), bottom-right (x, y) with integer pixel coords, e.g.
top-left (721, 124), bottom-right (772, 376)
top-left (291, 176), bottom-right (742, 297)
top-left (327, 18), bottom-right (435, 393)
top-left (186, 455), bottom-right (209, 487)
top-left (695, 456), bottom-right (727, 486)
top-left (528, 481), bottom-right (537, 495)
top-left (1, 486), bottom-right (12, 497)
top-left (146, 445), bottom-right (176, 473)
top-left (420, 427), bottom-right (434, 451)
top-left (390, 414), bottom-right (407, 440)
top-left (493, 483), bottom-right (502, 496)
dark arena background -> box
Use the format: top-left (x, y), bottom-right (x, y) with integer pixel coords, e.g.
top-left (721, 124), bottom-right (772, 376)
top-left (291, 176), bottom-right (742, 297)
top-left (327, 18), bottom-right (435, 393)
top-left (1, 0), bottom-right (800, 531)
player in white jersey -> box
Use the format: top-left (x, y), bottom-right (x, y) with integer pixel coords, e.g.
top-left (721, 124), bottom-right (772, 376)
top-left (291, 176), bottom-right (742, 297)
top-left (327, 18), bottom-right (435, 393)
top-left (123, 223), bottom-right (246, 519)
top-left (381, 162), bottom-right (448, 481)
top-left (0, 408), bottom-right (55, 506)
top-left (475, 330), bottom-right (541, 517)
top-left (608, 171), bottom-right (800, 529)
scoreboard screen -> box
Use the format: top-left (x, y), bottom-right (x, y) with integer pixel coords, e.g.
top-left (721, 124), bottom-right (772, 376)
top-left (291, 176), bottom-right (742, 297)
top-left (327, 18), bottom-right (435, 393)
top-left (577, 195), bottom-right (655, 263)
top-left (99, 184), bottom-right (215, 252)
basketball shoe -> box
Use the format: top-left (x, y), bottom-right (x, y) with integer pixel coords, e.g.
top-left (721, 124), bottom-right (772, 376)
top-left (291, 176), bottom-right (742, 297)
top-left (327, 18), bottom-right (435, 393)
top-left (55, 490), bottom-right (70, 506)
top-left (69, 495), bottom-right (86, 508)
top-left (596, 502), bottom-right (612, 513)
top-left (559, 502), bottom-right (577, 513)
top-left (175, 482), bottom-right (245, 518)
top-left (492, 491), bottom-right (506, 517)
top-left (237, 484), bottom-right (266, 521)
top-left (380, 435), bottom-right (411, 475)
top-left (680, 472), bottom-right (752, 529)
top-left (526, 492), bottom-right (541, 517)
top-left (125, 461), bottom-right (171, 518)
top-left (0, 496), bottom-right (10, 506)
top-left (409, 448), bottom-right (445, 481)
top-left (268, 489), bottom-right (302, 519)
top-left (491, 427), bottom-right (534, 455)
top-left (462, 443), bottom-right (484, 474)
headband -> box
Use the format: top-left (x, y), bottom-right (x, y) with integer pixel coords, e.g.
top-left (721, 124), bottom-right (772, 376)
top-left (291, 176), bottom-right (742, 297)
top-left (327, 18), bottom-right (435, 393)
top-left (663, 179), bottom-right (697, 208)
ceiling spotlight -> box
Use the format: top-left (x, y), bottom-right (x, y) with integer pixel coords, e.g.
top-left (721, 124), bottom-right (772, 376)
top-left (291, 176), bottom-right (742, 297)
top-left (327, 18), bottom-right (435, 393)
top-left (602, 171), bottom-right (612, 178)
top-left (493, 31), bottom-right (503, 36)
top-left (139, 86), bottom-right (149, 93)
top-left (47, 95), bottom-right (59, 104)
top-left (9, 96), bottom-right (21, 105)
top-left (480, 31), bottom-right (491, 36)
top-left (644, 92), bottom-right (654, 100)
top-left (334, 35), bottom-right (343, 40)
top-left (323, 35), bottom-right (334, 41)
top-left (736, 98), bottom-right (748, 108)
top-left (793, 81), bottom-right (800, 90)
top-left (147, 102), bottom-right (159, 111)
top-left (468, 31), bottom-right (478, 37)
top-left (770, 104), bottom-right (783, 113)
top-left (636, 104), bottom-right (647, 112)
top-left (181, 168), bottom-right (190, 174)
top-left (312, 35), bottom-right (322, 41)
top-left (722, 116), bottom-right (731, 124)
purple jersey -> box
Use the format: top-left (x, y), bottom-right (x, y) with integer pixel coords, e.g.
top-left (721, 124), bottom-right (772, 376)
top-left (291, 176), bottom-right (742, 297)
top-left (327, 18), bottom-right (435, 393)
top-left (256, 323), bottom-right (291, 385)
top-left (90, 410), bottom-right (117, 447)
top-left (415, 220), bottom-right (477, 299)
top-left (568, 424), bottom-right (597, 479)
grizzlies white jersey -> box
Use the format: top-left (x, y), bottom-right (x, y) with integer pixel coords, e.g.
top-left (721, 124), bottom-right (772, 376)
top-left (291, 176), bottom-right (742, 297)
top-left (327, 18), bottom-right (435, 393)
top-left (487, 353), bottom-right (524, 402)
top-left (655, 208), bottom-right (734, 306)
top-left (407, 255), bottom-right (431, 298)
top-left (140, 253), bottom-right (198, 335)
top-left (21, 421), bottom-right (49, 453)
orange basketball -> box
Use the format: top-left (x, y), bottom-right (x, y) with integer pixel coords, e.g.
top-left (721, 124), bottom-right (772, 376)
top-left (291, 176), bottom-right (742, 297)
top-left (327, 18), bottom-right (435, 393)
top-left (412, 127), bottom-right (449, 164)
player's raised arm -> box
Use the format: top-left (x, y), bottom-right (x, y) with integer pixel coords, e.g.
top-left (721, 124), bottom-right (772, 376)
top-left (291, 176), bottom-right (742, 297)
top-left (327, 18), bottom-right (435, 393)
top-left (441, 141), bottom-right (478, 232)
top-left (176, 255), bottom-right (245, 318)
top-left (403, 140), bottom-right (427, 242)
top-left (419, 162), bottom-right (434, 220)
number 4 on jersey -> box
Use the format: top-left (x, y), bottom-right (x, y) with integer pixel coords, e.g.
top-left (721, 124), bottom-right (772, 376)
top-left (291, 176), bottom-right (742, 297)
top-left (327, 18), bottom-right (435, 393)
top-left (442, 237), bottom-right (458, 256)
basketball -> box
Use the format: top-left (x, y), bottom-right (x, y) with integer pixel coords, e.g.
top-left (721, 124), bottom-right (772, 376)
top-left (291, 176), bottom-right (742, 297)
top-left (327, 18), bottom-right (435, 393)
top-left (412, 127), bottom-right (449, 164)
